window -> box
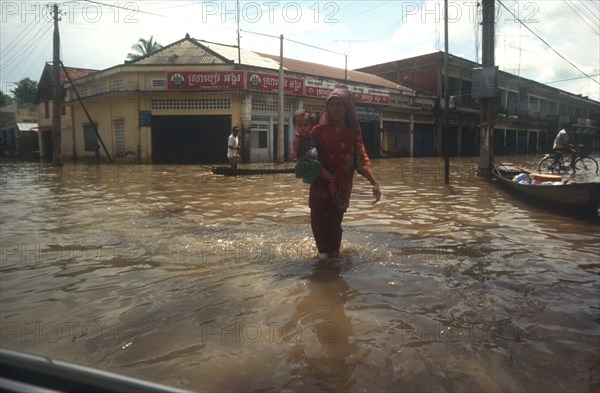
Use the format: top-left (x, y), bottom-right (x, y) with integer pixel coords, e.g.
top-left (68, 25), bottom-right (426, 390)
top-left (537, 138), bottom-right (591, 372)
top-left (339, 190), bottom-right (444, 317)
top-left (151, 98), bottom-right (231, 110)
top-left (258, 131), bottom-right (268, 148)
top-left (507, 91), bottom-right (518, 114)
top-left (83, 123), bottom-right (98, 151)
top-left (151, 79), bottom-right (166, 88)
top-left (113, 119), bottom-right (126, 157)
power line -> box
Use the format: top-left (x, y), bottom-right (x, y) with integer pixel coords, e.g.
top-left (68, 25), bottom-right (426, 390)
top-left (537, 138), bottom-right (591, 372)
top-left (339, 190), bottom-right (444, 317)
top-left (285, 37), bottom-right (344, 56)
top-left (497, 0), bottom-right (599, 86)
top-left (82, 0), bottom-right (168, 18)
top-left (576, 0), bottom-right (600, 26)
top-left (564, 0), bottom-right (599, 36)
top-left (540, 73), bottom-right (600, 86)
top-left (1, 22), bottom-right (52, 78)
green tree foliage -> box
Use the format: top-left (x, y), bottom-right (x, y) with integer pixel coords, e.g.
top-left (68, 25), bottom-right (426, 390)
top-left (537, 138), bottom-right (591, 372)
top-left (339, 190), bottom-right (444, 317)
top-left (126, 36), bottom-right (163, 62)
top-left (10, 78), bottom-right (37, 110)
top-left (0, 91), bottom-right (15, 107)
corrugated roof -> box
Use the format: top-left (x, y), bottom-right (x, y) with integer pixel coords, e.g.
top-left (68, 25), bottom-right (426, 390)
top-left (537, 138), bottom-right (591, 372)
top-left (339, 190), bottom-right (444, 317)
top-left (133, 38), bottom-right (229, 65)
top-left (197, 39), bottom-right (280, 70)
top-left (60, 66), bottom-right (97, 82)
top-left (16, 123), bottom-right (38, 132)
top-left (258, 53), bottom-right (411, 93)
top-left (41, 63), bottom-right (98, 84)
top-left (132, 36), bottom-right (403, 92)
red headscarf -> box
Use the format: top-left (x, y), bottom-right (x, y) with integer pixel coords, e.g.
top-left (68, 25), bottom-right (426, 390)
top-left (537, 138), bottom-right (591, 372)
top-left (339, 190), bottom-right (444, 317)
top-left (319, 85), bottom-right (362, 132)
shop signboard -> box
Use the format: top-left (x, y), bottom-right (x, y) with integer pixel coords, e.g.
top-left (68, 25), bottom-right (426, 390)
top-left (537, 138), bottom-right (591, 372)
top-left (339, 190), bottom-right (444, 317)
top-left (167, 71), bottom-right (244, 90)
top-left (246, 72), bottom-right (304, 95)
top-left (304, 79), bottom-right (389, 105)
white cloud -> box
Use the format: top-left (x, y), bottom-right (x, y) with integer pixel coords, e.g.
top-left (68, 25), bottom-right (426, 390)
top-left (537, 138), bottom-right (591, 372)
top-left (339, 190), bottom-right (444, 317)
top-left (1, 0), bottom-right (598, 101)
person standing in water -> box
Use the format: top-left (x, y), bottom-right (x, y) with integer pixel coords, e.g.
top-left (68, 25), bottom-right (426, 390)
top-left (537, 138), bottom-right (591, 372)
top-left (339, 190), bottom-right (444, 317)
top-left (309, 86), bottom-right (381, 258)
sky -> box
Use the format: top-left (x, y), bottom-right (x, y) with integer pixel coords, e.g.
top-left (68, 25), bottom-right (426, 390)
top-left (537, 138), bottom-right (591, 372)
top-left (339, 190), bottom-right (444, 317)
top-left (1, 0), bottom-right (599, 101)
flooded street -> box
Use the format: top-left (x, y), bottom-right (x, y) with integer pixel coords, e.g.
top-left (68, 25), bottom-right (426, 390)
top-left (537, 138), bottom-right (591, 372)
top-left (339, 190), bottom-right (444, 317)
top-left (1, 157), bottom-right (599, 392)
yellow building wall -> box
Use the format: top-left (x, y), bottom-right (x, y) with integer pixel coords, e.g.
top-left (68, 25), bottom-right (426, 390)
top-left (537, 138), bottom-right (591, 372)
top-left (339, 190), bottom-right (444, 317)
top-left (67, 68), bottom-right (243, 163)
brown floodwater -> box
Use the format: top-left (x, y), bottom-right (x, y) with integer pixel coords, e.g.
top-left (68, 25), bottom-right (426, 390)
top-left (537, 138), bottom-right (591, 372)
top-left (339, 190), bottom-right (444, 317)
top-left (1, 156), bottom-right (599, 392)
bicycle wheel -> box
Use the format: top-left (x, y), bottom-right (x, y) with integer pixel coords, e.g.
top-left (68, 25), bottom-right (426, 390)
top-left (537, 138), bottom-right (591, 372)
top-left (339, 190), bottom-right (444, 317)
top-left (573, 157), bottom-right (599, 174)
top-left (537, 156), bottom-right (559, 174)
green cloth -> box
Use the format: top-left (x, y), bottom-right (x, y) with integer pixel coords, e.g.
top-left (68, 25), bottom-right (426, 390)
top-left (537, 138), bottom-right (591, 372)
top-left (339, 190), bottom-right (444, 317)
top-left (295, 160), bottom-right (322, 184)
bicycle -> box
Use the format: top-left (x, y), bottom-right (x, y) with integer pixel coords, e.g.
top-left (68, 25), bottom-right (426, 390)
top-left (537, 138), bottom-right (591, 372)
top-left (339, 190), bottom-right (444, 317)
top-left (537, 144), bottom-right (598, 174)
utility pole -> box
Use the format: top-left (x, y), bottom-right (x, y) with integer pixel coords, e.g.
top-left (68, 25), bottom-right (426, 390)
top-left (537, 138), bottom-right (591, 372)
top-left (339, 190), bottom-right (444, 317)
top-left (51, 3), bottom-right (62, 166)
top-left (236, 0), bottom-right (241, 64)
top-left (277, 34), bottom-right (284, 163)
top-left (334, 40), bottom-right (368, 81)
top-left (443, 0), bottom-right (450, 184)
top-left (478, 0), bottom-right (496, 177)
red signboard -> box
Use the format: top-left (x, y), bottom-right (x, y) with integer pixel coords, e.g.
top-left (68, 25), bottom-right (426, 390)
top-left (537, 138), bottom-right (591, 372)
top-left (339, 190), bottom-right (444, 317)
top-left (304, 79), bottom-right (390, 105)
top-left (304, 86), bottom-right (333, 99)
top-left (246, 72), bottom-right (303, 95)
top-left (167, 71), bottom-right (244, 90)
top-left (165, 71), bottom-right (389, 106)
top-left (353, 93), bottom-right (390, 105)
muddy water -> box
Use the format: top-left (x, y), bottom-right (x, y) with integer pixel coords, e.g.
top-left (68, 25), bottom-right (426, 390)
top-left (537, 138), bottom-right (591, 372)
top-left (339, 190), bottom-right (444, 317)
top-left (1, 157), bottom-right (599, 392)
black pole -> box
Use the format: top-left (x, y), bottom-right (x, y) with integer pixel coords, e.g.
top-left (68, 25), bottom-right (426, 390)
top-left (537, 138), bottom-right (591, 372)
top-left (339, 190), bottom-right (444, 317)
top-left (60, 61), bottom-right (113, 163)
top-left (444, 0), bottom-right (450, 184)
top-left (479, 0), bottom-right (495, 177)
top-left (52, 4), bottom-right (62, 166)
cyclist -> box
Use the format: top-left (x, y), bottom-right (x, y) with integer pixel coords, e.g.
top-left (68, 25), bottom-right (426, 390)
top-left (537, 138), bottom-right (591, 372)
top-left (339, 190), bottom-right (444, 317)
top-left (552, 123), bottom-right (578, 171)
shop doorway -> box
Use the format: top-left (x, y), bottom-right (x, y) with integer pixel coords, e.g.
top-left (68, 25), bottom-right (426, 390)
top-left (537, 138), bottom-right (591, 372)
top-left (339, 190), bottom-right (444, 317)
top-left (151, 115), bottom-right (231, 164)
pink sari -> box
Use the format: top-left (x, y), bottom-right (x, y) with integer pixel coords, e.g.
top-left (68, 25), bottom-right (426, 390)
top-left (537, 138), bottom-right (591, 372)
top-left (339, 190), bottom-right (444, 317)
top-left (309, 123), bottom-right (371, 254)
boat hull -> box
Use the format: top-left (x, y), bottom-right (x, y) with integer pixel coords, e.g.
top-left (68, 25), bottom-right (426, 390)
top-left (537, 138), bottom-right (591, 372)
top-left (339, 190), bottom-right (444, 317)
top-left (492, 164), bottom-right (600, 214)
top-left (212, 166), bottom-right (295, 176)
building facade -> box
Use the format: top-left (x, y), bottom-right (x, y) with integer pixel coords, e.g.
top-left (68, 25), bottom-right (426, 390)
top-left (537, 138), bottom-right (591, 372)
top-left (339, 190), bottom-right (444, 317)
top-left (358, 52), bottom-right (600, 156)
top-left (38, 35), bottom-right (440, 164)
top-left (38, 40), bottom-right (598, 164)
top-left (40, 36), bottom-right (433, 163)
top-left (35, 63), bottom-right (98, 162)
top-left (0, 102), bottom-right (38, 159)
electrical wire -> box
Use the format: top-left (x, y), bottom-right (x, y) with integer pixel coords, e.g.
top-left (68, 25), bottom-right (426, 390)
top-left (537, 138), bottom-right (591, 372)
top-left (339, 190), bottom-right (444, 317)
top-left (564, 0), bottom-right (599, 36)
top-left (497, 0), bottom-right (599, 86)
top-left (574, 0), bottom-right (600, 28)
top-left (1, 22), bottom-right (53, 79)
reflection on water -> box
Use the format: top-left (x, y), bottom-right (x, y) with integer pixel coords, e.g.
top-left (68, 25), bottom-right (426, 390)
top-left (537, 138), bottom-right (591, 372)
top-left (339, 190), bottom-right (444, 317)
top-left (1, 156), bottom-right (599, 392)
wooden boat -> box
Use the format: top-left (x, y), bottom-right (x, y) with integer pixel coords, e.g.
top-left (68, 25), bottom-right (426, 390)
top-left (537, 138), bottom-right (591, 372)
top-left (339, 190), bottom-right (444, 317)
top-left (212, 165), bottom-right (295, 176)
top-left (492, 163), bottom-right (600, 214)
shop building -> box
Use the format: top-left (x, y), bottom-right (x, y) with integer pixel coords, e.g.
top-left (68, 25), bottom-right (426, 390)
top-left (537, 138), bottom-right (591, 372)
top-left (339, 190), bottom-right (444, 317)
top-left (35, 63), bottom-right (98, 162)
top-left (358, 52), bottom-right (600, 156)
top-left (44, 34), bottom-right (437, 164)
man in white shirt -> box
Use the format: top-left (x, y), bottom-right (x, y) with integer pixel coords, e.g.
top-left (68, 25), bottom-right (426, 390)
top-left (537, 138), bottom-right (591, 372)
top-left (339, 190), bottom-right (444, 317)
top-left (552, 124), bottom-right (577, 169)
top-left (227, 126), bottom-right (240, 169)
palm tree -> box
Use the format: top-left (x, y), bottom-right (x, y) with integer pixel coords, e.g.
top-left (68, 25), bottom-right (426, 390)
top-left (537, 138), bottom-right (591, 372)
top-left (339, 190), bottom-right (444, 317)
top-left (126, 36), bottom-right (162, 61)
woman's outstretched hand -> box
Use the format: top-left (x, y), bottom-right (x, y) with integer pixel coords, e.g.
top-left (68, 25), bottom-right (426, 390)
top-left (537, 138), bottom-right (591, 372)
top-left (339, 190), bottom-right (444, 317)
top-left (372, 183), bottom-right (381, 204)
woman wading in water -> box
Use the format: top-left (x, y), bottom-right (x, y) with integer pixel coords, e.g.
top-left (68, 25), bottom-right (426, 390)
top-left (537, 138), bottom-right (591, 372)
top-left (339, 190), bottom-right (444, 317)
top-left (309, 86), bottom-right (381, 258)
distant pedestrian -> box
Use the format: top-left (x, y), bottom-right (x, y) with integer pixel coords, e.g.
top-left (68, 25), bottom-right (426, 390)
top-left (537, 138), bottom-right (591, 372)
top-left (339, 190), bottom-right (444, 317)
top-left (553, 123), bottom-right (577, 170)
top-left (227, 126), bottom-right (241, 169)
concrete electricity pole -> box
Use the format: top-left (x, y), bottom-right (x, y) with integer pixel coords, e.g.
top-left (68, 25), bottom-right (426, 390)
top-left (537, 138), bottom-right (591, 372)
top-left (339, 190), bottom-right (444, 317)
top-left (277, 34), bottom-right (284, 164)
top-left (51, 3), bottom-right (62, 166)
top-left (478, 0), bottom-right (496, 177)
top-left (443, 0), bottom-right (450, 184)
